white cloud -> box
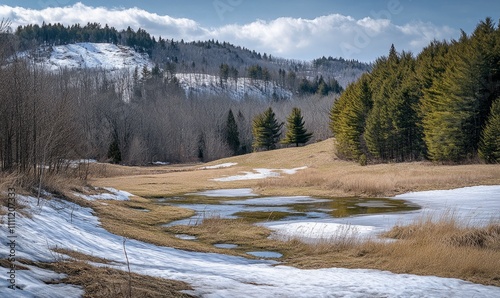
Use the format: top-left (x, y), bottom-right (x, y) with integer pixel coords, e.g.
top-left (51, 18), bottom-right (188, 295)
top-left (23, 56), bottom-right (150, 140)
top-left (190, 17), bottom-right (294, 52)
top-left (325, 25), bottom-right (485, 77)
top-left (0, 2), bottom-right (459, 62)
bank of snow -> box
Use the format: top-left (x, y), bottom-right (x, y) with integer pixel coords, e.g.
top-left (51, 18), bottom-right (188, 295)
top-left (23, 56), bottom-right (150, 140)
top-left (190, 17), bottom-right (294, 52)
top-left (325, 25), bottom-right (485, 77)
top-left (199, 162), bottom-right (238, 170)
top-left (213, 166), bottom-right (307, 181)
top-left (265, 185), bottom-right (500, 242)
top-left (74, 187), bottom-right (133, 201)
top-left (1, 186), bottom-right (499, 297)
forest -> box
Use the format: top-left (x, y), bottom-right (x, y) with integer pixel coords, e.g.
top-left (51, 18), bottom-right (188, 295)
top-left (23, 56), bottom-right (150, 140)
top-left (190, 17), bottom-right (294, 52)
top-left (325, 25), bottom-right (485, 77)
top-left (330, 18), bottom-right (500, 164)
top-left (0, 20), bottom-right (335, 187)
top-left (14, 22), bottom-right (365, 93)
top-left (1, 17), bottom-right (499, 192)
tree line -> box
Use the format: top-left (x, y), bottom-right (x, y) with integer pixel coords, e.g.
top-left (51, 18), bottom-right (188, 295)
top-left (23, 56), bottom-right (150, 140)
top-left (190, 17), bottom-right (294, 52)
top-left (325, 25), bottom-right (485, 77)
top-left (15, 22), bottom-right (362, 95)
top-left (330, 18), bottom-right (500, 164)
top-left (1, 19), bottom-right (332, 188)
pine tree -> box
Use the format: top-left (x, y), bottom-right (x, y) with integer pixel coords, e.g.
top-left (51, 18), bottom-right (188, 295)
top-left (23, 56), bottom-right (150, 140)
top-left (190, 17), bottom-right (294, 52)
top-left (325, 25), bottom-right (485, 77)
top-left (364, 47), bottom-right (422, 161)
top-left (252, 107), bottom-right (283, 151)
top-left (107, 135), bottom-right (122, 164)
top-left (282, 107), bottom-right (312, 147)
top-left (330, 74), bottom-right (372, 160)
top-left (225, 109), bottom-right (240, 155)
top-left (479, 98), bottom-right (500, 163)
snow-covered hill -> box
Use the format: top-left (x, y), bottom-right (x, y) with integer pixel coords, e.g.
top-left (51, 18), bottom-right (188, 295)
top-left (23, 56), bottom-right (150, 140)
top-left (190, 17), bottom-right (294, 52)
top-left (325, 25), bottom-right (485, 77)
top-left (176, 73), bottom-right (293, 100)
top-left (22, 42), bottom-right (294, 100)
top-left (26, 42), bottom-right (153, 72)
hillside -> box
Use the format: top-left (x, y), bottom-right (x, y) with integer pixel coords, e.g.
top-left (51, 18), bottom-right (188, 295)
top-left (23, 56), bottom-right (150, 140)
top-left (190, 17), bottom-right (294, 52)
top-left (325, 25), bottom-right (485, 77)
top-left (26, 42), bottom-right (153, 72)
top-left (15, 23), bottom-right (371, 99)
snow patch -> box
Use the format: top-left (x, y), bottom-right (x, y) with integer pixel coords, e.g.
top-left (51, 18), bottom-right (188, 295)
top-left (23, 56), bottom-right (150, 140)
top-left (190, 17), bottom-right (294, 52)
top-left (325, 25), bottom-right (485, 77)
top-left (30, 43), bottom-right (153, 72)
top-left (75, 187), bottom-right (134, 201)
top-left (152, 161), bottom-right (170, 166)
top-left (200, 162), bottom-right (238, 169)
top-left (176, 73), bottom-right (293, 100)
top-left (267, 221), bottom-right (377, 242)
top-left (213, 167), bottom-right (307, 181)
top-left (0, 264), bottom-right (84, 298)
top-left (263, 185), bottom-right (500, 242)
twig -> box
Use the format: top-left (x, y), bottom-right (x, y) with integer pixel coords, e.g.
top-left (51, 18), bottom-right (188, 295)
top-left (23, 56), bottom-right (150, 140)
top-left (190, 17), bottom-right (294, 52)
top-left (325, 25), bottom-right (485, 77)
top-left (122, 238), bottom-right (132, 298)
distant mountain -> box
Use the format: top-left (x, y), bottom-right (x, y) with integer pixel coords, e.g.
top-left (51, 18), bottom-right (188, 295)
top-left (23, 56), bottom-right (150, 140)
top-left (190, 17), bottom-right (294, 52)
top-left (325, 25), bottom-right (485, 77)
top-left (15, 23), bottom-right (371, 99)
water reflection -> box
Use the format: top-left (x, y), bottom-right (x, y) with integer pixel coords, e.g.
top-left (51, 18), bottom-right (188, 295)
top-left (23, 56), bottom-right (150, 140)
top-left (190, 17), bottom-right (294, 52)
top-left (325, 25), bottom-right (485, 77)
top-left (160, 193), bottom-right (419, 226)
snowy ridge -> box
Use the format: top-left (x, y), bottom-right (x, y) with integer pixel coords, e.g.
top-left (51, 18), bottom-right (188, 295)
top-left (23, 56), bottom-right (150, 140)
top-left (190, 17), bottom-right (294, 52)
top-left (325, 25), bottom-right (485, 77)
top-left (28, 43), bottom-right (153, 72)
top-left (176, 73), bottom-right (293, 100)
top-left (22, 42), bottom-right (297, 100)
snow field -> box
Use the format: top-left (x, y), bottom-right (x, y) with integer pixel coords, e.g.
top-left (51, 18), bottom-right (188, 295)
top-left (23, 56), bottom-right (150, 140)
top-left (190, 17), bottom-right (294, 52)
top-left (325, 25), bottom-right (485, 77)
top-left (0, 186), bottom-right (499, 297)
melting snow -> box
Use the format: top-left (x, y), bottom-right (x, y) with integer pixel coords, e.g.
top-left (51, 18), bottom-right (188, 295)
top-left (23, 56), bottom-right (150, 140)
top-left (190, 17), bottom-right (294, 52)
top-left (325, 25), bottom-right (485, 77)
top-left (199, 163), bottom-right (238, 170)
top-left (213, 167), bottom-right (307, 181)
top-left (265, 185), bottom-right (500, 242)
top-left (74, 187), bottom-right (133, 201)
top-left (1, 186), bottom-right (499, 297)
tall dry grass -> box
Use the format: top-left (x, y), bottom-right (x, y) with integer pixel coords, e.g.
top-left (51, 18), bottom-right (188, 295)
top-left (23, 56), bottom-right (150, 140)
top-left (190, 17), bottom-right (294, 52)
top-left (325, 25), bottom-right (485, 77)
top-left (257, 164), bottom-right (500, 197)
top-left (283, 214), bottom-right (500, 286)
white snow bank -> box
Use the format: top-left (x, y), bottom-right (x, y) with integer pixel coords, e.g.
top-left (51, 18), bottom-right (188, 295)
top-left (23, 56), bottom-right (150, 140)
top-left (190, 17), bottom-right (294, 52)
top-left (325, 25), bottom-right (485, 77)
top-left (213, 167), bottom-right (307, 182)
top-left (395, 185), bottom-right (500, 223)
top-left (281, 166), bottom-right (308, 174)
top-left (1, 188), bottom-right (499, 297)
top-left (74, 187), bottom-right (133, 201)
top-left (200, 162), bottom-right (238, 170)
top-left (267, 221), bottom-right (377, 242)
top-left (0, 263), bottom-right (84, 297)
top-left (265, 185), bottom-right (500, 242)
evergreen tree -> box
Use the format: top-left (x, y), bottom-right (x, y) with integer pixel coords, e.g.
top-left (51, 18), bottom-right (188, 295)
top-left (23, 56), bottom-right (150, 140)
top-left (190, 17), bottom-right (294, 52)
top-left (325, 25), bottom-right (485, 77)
top-left (330, 74), bottom-right (372, 160)
top-left (107, 136), bottom-right (122, 164)
top-left (225, 109), bottom-right (240, 155)
top-left (252, 107), bottom-right (283, 151)
top-left (479, 98), bottom-right (500, 163)
top-left (282, 107), bottom-right (313, 147)
top-left (364, 47), bottom-right (422, 161)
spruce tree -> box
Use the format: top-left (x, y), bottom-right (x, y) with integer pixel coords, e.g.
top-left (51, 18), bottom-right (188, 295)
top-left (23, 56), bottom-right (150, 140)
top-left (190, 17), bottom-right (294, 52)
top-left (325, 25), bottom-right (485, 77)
top-left (330, 74), bottom-right (372, 160)
top-left (364, 47), bottom-right (422, 161)
top-left (282, 107), bottom-right (312, 147)
top-left (252, 107), bottom-right (283, 151)
top-left (107, 136), bottom-right (122, 164)
top-left (479, 98), bottom-right (500, 163)
top-left (225, 109), bottom-right (240, 155)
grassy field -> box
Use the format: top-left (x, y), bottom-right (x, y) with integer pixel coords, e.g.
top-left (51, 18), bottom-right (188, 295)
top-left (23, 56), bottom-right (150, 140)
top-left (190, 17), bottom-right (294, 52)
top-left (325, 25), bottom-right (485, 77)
top-left (7, 138), bottom-right (498, 294)
top-left (91, 139), bottom-right (500, 198)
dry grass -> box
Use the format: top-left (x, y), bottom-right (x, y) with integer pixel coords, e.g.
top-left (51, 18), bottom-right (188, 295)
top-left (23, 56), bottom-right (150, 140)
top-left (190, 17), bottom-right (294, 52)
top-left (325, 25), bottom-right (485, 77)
top-left (257, 162), bottom-right (500, 197)
top-left (167, 213), bottom-right (500, 286)
top-left (282, 215), bottom-right (500, 287)
top-left (89, 139), bottom-right (500, 198)
top-left (167, 217), bottom-right (278, 257)
top-left (34, 260), bottom-right (194, 298)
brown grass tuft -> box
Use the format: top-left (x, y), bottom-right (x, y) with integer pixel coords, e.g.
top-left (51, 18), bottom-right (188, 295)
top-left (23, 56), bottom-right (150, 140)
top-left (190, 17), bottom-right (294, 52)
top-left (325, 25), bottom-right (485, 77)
top-left (36, 259), bottom-right (194, 298)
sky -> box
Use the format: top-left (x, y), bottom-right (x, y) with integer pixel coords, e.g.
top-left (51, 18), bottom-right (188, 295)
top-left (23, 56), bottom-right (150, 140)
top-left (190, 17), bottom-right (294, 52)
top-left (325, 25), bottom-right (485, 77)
top-left (0, 0), bottom-right (499, 62)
